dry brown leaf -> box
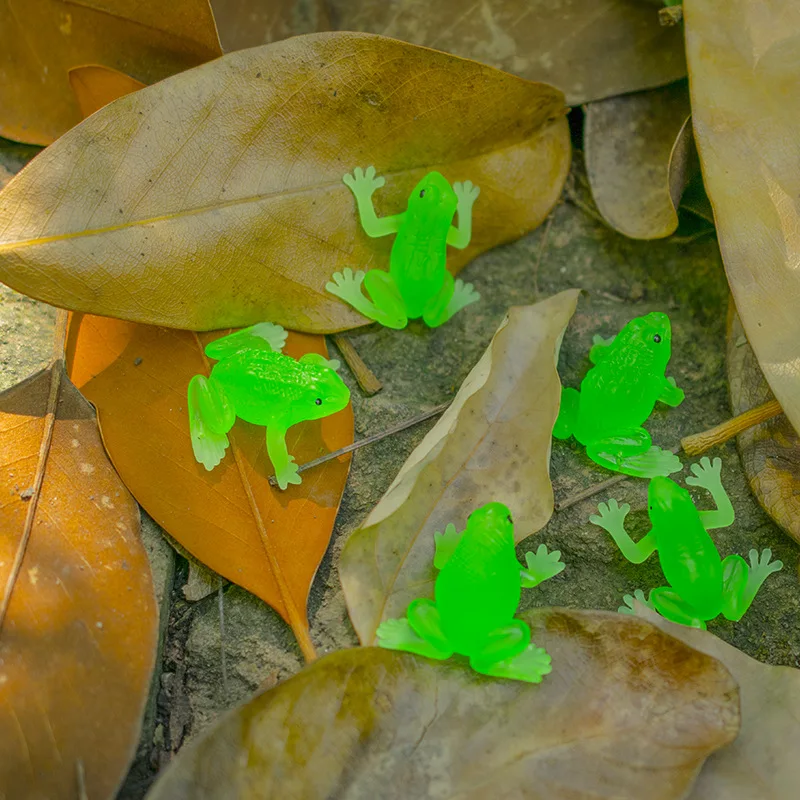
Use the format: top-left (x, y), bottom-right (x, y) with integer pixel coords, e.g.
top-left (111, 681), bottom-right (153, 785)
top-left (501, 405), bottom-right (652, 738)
top-left (585, 82), bottom-right (692, 239)
top-left (636, 606), bottom-right (800, 800)
top-left (0, 32), bottom-right (569, 333)
top-left (146, 608), bottom-right (739, 800)
top-left (328, 0), bottom-right (686, 105)
top-left (340, 290), bottom-right (579, 644)
top-left (0, 360), bottom-right (157, 798)
top-left (0, 0), bottom-right (221, 145)
top-left (211, 0), bottom-right (330, 51)
top-left (726, 306), bottom-right (800, 545)
top-left (685, 0), bottom-right (800, 437)
top-left (65, 313), bottom-right (353, 660)
top-left (69, 65), bottom-right (146, 119)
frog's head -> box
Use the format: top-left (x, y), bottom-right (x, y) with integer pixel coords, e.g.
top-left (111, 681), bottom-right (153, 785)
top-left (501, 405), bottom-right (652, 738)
top-left (616, 312), bottom-right (673, 370)
top-left (466, 501), bottom-right (515, 550)
top-left (406, 171), bottom-right (458, 224)
top-left (648, 476), bottom-right (690, 522)
top-left (289, 364), bottom-right (350, 426)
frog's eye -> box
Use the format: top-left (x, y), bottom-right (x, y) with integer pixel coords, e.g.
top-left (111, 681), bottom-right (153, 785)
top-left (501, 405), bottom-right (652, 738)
top-left (315, 398), bottom-right (322, 406)
top-left (653, 334), bottom-right (662, 343)
top-left (506, 514), bottom-right (513, 524)
top-left (419, 189), bottom-right (426, 198)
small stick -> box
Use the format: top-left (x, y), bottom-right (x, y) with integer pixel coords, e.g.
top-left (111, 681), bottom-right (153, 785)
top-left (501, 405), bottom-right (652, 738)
top-left (268, 402), bottom-right (450, 486)
top-left (555, 399), bottom-right (785, 512)
top-left (681, 398), bottom-right (783, 455)
top-left (331, 334), bottom-right (382, 395)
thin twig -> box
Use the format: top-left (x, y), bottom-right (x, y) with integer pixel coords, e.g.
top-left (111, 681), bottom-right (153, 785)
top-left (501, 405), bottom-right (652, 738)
top-left (332, 334), bottom-right (382, 395)
top-left (268, 402), bottom-right (451, 486)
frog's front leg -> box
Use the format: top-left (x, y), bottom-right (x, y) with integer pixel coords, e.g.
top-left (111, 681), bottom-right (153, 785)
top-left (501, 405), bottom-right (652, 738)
top-left (521, 544), bottom-right (565, 587)
top-left (552, 387), bottom-right (579, 440)
top-left (588, 429), bottom-right (682, 478)
top-left (422, 272), bottom-right (480, 328)
top-left (433, 523), bottom-right (462, 569)
top-left (343, 166), bottom-right (404, 238)
top-left (188, 375), bottom-right (236, 470)
top-left (326, 267), bottom-right (408, 329)
top-left (658, 376), bottom-right (685, 407)
top-left (447, 180), bottom-right (480, 249)
top-left (470, 621), bottom-right (552, 683)
top-left (266, 423), bottom-right (301, 490)
top-left (590, 498), bottom-right (657, 564)
top-left (685, 456), bottom-right (735, 530)
top-left (720, 548), bottom-right (783, 622)
top-left (589, 334), bottom-right (615, 364)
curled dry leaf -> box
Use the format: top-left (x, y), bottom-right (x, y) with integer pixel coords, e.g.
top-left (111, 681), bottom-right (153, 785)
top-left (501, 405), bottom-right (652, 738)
top-left (340, 290), bottom-right (579, 645)
top-left (584, 82), bottom-right (692, 240)
top-left (65, 314), bottom-right (353, 661)
top-left (0, 32), bottom-right (570, 333)
top-left (146, 608), bottom-right (739, 800)
top-left (0, 363), bottom-right (157, 799)
top-left (727, 307), bottom-right (800, 545)
top-left (685, 0), bottom-right (800, 438)
top-left (329, 0), bottom-right (686, 105)
top-left (68, 65), bottom-right (146, 119)
top-left (636, 606), bottom-right (800, 800)
top-left (0, 0), bottom-right (221, 145)
top-left (211, 0), bottom-right (330, 51)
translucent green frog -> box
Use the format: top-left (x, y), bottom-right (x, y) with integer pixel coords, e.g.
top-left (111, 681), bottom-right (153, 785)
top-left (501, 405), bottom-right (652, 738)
top-left (326, 166), bottom-right (481, 329)
top-left (590, 457), bottom-right (783, 629)
top-left (553, 311), bottom-right (684, 478)
top-left (377, 502), bottom-right (565, 683)
top-left (187, 323), bottom-right (350, 490)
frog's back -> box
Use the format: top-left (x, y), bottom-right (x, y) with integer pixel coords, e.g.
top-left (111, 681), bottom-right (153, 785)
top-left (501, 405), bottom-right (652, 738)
top-left (656, 494), bottom-right (723, 618)
top-left (211, 350), bottom-right (311, 425)
top-left (436, 532), bottom-right (521, 655)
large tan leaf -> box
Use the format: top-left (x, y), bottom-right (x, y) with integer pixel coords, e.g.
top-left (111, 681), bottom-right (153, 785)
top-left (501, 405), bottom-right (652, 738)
top-left (146, 608), bottom-right (739, 800)
top-left (0, 32), bottom-right (570, 333)
top-left (637, 607), bottom-right (800, 799)
top-left (585, 82), bottom-right (692, 240)
top-left (0, 0), bottom-right (221, 145)
top-left (727, 306), bottom-right (800, 545)
top-left (685, 0), bottom-right (800, 437)
top-left (340, 290), bottom-right (579, 644)
top-left (328, 0), bottom-right (686, 105)
top-left (0, 363), bottom-right (157, 798)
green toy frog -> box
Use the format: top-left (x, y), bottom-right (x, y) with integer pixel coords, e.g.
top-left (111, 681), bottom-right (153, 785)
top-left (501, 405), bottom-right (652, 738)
top-left (590, 457), bottom-right (783, 629)
top-left (187, 322), bottom-right (350, 490)
top-left (553, 311), bottom-right (684, 478)
top-left (326, 166), bottom-right (481, 329)
top-left (377, 502), bottom-right (565, 683)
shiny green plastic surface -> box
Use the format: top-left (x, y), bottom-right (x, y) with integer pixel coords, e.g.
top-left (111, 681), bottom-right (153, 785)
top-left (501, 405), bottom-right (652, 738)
top-left (326, 167), bottom-right (481, 329)
top-left (553, 311), bottom-right (685, 478)
top-left (590, 457), bottom-right (783, 629)
top-left (187, 322), bottom-right (350, 490)
top-left (377, 502), bottom-right (565, 683)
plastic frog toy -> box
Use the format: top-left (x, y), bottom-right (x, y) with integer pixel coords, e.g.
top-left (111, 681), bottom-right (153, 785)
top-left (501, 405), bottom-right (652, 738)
top-left (187, 322), bottom-right (350, 490)
top-left (326, 166), bottom-right (481, 329)
top-left (590, 457), bottom-right (783, 629)
top-left (553, 311), bottom-right (684, 478)
top-left (377, 502), bottom-right (565, 683)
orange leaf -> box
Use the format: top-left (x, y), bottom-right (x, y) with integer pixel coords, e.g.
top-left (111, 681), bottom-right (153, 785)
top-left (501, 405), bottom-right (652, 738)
top-left (0, 362), bottom-right (157, 798)
top-left (69, 65), bottom-right (146, 119)
top-left (0, 0), bottom-right (221, 145)
top-left (65, 314), bottom-right (354, 660)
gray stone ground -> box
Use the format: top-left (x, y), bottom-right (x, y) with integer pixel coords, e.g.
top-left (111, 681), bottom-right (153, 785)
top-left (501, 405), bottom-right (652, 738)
top-left (1, 145), bottom-right (798, 798)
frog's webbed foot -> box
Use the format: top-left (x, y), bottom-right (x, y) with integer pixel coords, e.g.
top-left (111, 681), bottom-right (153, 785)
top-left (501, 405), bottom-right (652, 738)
top-left (615, 446), bottom-right (683, 478)
top-left (650, 587), bottom-right (708, 629)
top-left (448, 278), bottom-right (480, 315)
top-left (343, 165), bottom-right (385, 201)
top-left (187, 375), bottom-right (235, 471)
top-left (521, 544), bottom-right (565, 587)
top-left (552, 387), bottom-right (579, 440)
top-left (376, 617), bottom-right (452, 660)
top-left (687, 457), bottom-right (735, 529)
top-left (721, 549), bottom-right (783, 621)
top-left (447, 181), bottom-right (480, 249)
top-left (423, 276), bottom-right (479, 328)
top-left (588, 429), bottom-right (681, 477)
top-left (299, 352), bottom-right (340, 371)
top-left (470, 621), bottom-right (551, 684)
top-left (274, 455), bottom-right (302, 491)
top-left (326, 268), bottom-right (408, 329)
top-left (618, 588), bottom-right (654, 616)
top-left (205, 322), bottom-right (287, 359)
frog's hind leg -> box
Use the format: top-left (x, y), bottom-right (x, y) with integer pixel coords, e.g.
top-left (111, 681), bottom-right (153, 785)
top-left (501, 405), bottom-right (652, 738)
top-left (376, 617), bottom-right (452, 660)
top-left (204, 322), bottom-right (287, 360)
top-left (469, 621), bottom-right (551, 683)
top-left (721, 549), bottom-right (783, 622)
top-left (188, 375), bottom-right (236, 470)
top-left (423, 272), bottom-right (480, 328)
top-left (588, 428), bottom-right (682, 477)
top-left (326, 267), bottom-right (407, 329)
top-left (552, 387), bottom-right (579, 439)
top-left (381, 598), bottom-right (453, 659)
top-left (650, 587), bottom-right (709, 629)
